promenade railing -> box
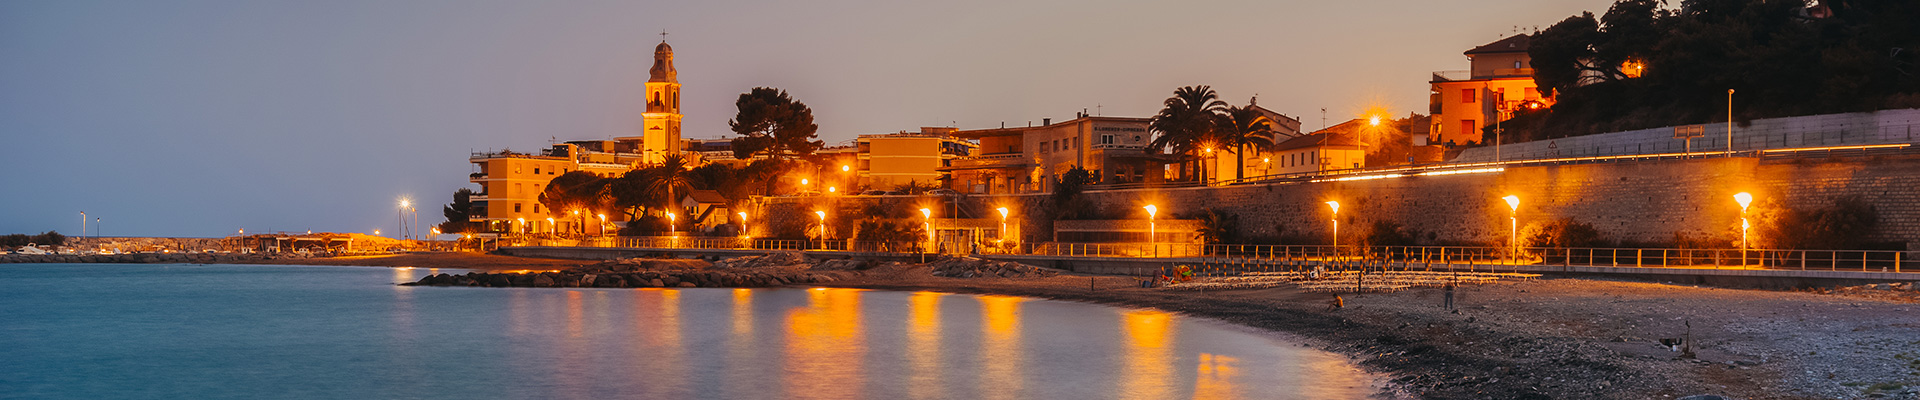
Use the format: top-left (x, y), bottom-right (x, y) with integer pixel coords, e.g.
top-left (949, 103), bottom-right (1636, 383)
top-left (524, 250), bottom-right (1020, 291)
top-left (531, 237), bottom-right (1912, 274)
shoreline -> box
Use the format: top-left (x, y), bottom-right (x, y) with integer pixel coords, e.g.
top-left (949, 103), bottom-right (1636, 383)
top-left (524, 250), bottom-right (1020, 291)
top-left (15, 252), bottom-right (1918, 399)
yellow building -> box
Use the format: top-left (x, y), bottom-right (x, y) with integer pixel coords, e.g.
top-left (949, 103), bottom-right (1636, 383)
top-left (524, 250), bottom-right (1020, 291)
top-left (464, 40), bottom-right (689, 235)
top-left (943, 116), bottom-right (1177, 194)
top-left (852, 128), bottom-right (974, 191)
top-left (1429, 34), bottom-right (1553, 146)
top-left (1200, 99), bottom-right (1305, 182)
top-left (1268, 120), bottom-right (1369, 175)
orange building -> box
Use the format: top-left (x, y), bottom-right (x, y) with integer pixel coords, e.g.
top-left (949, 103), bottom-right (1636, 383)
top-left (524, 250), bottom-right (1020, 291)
top-left (942, 116), bottom-right (1176, 194)
top-left (1429, 34), bottom-right (1553, 146)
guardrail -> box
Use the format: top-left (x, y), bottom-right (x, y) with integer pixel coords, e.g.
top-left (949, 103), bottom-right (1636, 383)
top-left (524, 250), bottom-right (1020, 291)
top-left (522, 238), bottom-right (1913, 274)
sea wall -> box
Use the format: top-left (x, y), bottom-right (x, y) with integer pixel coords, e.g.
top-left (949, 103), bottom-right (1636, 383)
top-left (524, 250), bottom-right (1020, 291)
top-left (1455, 108), bottom-right (1920, 162)
top-left (753, 153), bottom-right (1920, 251)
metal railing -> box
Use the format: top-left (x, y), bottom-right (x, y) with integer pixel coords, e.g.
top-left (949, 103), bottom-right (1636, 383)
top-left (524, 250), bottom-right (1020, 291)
top-left (525, 238), bottom-right (1914, 274)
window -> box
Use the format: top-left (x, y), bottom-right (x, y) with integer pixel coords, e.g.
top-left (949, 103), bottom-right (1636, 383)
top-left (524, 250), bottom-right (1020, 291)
top-left (534, 167), bottom-right (541, 175)
top-left (1461, 120), bottom-right (1477, 138)
top-left (514, 203), bottom-right (522, 213)
top-left (1514, 60), bottom-right (1523, 69)
top-left (535, 204), bottom-right (541, 213)
top-left (1461, 89), bottom-right (1476, 103)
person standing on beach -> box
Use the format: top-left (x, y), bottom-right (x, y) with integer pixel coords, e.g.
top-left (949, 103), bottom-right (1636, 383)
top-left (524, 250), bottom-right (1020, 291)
top-left (1442, 281), bottom-right (1455, 310)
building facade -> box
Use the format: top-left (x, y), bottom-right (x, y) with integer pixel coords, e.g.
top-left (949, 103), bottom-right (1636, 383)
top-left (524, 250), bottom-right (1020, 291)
top-left (942, 116), bottom-right (1172, 194)
top-left (853, 127), bottom-right (974, 191)
top-left (1429, 34), bottom-right (1554, 146)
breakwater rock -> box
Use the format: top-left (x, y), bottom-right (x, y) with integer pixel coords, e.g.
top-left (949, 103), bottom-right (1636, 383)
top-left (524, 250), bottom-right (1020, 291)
top-left (0, 251), bottom-right (339, 264)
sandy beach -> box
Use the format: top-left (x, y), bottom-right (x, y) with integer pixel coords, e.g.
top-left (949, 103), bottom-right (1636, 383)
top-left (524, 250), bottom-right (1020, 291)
top-left (297, 252), bottom-right (1920, 399)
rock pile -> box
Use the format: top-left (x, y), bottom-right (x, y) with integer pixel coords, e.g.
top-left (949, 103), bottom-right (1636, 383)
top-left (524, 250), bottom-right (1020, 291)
top-left (582, 257), bottom-right (709, 272)
top-left (404, 269), bottom-right (852, 289)
top-left (926, 257), bottom-right (1059, 278)
top-left (810, 259), bottom-right (868, 271)
top-left (710, 251), bottom-right (811, 269)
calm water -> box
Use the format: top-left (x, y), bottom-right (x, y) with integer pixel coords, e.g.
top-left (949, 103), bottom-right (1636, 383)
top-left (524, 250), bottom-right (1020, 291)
top-left (0, 264), bottom-right (1374, 399)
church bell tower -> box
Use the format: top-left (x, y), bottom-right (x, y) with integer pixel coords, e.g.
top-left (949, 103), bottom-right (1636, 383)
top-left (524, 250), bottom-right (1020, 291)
top-left (641, 39), bottom-right (682, 163)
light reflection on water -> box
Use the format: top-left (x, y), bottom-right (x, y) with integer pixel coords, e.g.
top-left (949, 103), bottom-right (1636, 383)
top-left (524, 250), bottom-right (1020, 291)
top-left (1, 264), bottom-right (1376, 399)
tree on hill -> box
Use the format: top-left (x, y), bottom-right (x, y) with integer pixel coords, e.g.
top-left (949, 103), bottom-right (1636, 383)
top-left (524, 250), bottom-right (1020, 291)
top-left (1520, 0), bottom-right (1920, 140)
top-left (729, 87), bottom-right (822, 161)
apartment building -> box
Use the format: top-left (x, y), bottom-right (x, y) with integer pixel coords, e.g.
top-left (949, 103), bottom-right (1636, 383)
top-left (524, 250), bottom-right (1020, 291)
top-left (1429, 34), bottom-right (1555, 146)
top-left (942, 116), bottom-right (1175, 194)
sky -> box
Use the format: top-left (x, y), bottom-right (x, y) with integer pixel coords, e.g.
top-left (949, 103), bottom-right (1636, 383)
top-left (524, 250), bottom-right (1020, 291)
top-left (0, 0), bottom-right (1618, 238)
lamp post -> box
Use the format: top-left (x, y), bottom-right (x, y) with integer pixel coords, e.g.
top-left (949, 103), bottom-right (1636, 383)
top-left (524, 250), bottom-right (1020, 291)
top-left (1203, 147), bottom-right (1214, 185)
top-left (516, 217), bottom-right (526, 236)
top-left (546, 217), bottom-right (555, 237)
top-left (996, 207), bottom-right (1010, 245)
top-left (814, 210), bottom-right (827, 249)
top-left (1727, 89), bottom-right (1736, 156)
top-left (398, 199), bottom-right (410, 240)
top-left (1325, 201), bottom-right (1340, 253)
top-left (80, 212), bottom-right (86, 243)
top-left (667, 212), bottom-right (677, 238)
top-left (920, 207), bottom-right (934, 262)
top-left (736, 211), bottom-right (749, 239)
top-left (1144, 205), bottom-right (1157, 257)
top-left (597, 214), bottom-right (607, 238)
top-left (1735, 192), bottom-right (1752, 266)
top-left (1503, 195), bottom-right (1520, 265)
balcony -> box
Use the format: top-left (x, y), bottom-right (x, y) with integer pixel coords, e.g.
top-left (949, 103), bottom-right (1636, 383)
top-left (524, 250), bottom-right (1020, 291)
top-left (943, 153), bottom-right (1029, 170)
top-left (1431, 70), bottom-right (1470, 82)
top-left (470, 172), bottom-right (487, 179)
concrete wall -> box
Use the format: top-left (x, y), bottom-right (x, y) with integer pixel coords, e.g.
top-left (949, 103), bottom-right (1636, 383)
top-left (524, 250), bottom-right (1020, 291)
top-left (1456, 108), bottom-right (1920, 162)
top-left (750, 154), bottom-right (1920, 251)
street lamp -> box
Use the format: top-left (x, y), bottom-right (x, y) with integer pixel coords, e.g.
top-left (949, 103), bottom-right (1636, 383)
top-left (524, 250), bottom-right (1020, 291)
top-left (737, 212), bottom-right (749, 240)
top-left (597, 213), bottom-right (607, 237)
top-left (398, 198), bottom-right (413, 240)
top-left (516, 217), bottom-right (526, 235)
top-left (1144, 205), bottom-right (1157, 256)
top-left (920, 207), bottom-right (934, 262)
top-left (814, 210), bottom-right (827, 248)
top-left (1325, 201), bottom-right (1340, 250)
top-left (1735, 192), bottom-right (1753, 265)
top-left (666, 213), bottom-right (677, 238)
top-left (1503, 195), bottom-right (1520, 264)
top-left (996, 207), bottom-right (1010, 244)
top-left (546, 217), bottom-right (555, 236)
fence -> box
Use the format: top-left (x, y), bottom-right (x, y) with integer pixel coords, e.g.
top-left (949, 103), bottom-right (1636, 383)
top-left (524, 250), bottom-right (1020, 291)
top-left (517, 237), bottom-right (1913, 274)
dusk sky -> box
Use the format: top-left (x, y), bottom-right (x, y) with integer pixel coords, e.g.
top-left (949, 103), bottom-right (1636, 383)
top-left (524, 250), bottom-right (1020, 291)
top-left (1, 0), bottom-right (1615, 237)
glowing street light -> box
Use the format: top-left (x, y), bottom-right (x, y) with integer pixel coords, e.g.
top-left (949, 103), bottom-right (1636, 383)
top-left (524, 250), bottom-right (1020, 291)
top-left (398, 198), bottom-right (412, 240)
top-left (546, 217), bottom-right (555, 235)
top-left (1369, 115), bottom-right (1381, 126)
top-left (1144, 205), bottom-right (1157, 256)
top-left (814, 210), bottom-right (828, 248)
top-left (1735, 192), bottom-right (1753, 265)
top-left (666, 212), bottom-right (677, 237)
top-left (996, 207), bottom-right (1010, 243)
top-left (516, 217), bottom-right (526, 235)
top-left (736, 212), bottom-right (749, 239)
top-left (1503, 195), bottom-right (1520, 264)
top-left (841, 165), bottom-right (850, 172)
top-left (829, 186), bottom-right (836, 193)
top-left (1325, 201), bottom-right (1340, 250)
top-left (920, 207), bottom-right (934, 261)
top-left (597, 213), bottom-right (607, 237)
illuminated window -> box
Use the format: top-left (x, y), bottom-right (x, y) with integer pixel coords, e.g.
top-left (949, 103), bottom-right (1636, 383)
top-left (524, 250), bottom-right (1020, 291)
top-left (1461, 89), bottom-right (1476, 103)
top-left (1514, 60), bottom-right (1522, 69)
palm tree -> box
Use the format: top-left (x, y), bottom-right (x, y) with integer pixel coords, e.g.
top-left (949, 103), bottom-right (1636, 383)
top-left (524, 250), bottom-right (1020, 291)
top-left (1148, 86), bottom-right (1228, 183)
top-left (647, 154), bottom-right (695, 221)
top-left (1216, 105), bottom-right (1277, 181)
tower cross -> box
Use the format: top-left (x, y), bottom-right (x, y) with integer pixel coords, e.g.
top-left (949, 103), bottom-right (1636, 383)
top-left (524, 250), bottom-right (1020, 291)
top-left (660, 30), bottom-right (668, 42)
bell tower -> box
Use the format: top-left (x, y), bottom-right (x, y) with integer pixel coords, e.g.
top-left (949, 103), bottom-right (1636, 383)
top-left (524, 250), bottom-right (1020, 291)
top-left (640, 39), bottom-right (682, 163)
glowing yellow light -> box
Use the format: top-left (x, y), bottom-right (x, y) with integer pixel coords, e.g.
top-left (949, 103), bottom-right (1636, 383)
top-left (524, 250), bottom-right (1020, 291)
top-left (841, 165), bottom-right (850, 172)
top-left (1369, 116), bottom-right (1381, 126)
top-left (800, 178), bottom-right (809, 185)
top-left (1503, 195), bottom-right (1520, 212)
top-left (919, 208), bottom-right (931, 219)
top-left (815, 211), bottom-right (826, 220)
top-left (1734, 192), bottom-right (1753, 211)
top-left (1204, 147), bottom-right (1213, 153)
top-left (1143, 205), bottom-right (1157, 218)
top-left (667, 213), bottom-right (676, 222)
top-left (1742, 219), bottom-right (1750, 229)
top-left (399, 199), bottom-right (410, 208)
top-left (1325, 201), bottom-right (1339, 214)
top-left (1263, 158), bottom-right (1271, 163)
top-left (829, 186), bottom-right (836, 193)
top-left (374, 229), bottom-right (381, 235)
top-left (738, 212), bottom-right (748, 221)
top-left (996, 207), bottom-right (1009, 219)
